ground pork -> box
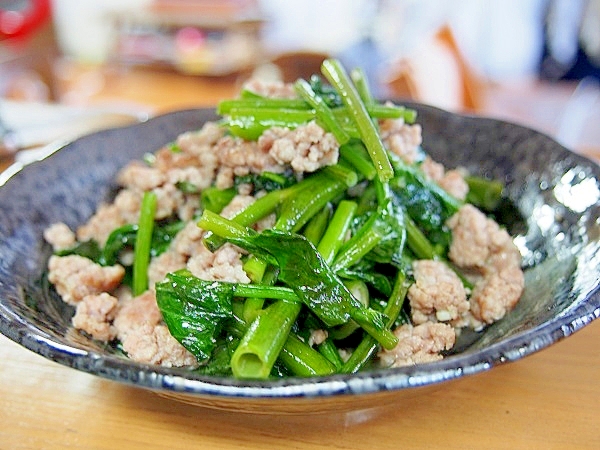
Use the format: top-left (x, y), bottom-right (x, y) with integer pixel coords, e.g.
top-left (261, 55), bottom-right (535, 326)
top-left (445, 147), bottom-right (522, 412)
top-left (147, 250), bottom-right (187, 287)
top-left (112, 189), bottom-right (142, 224)
top-left (177, 195), bottom-right (201, 222)
top-left (187, 243), bottom-right (250, 284)
top-left (213, 136), bottom-right (283, 189)
top-left (117, 161), bottom-right (166, 191)
top-left (220, 194), bottom-right (255, 219)
top-left (380, 117), bottom-right (423, 165)
top-left (408, 259), bottom-right (469, 325)
top-left (447, 204), bottom-right (524, 327)
top-left (177, 122), bottom-right (226, 153)
top-left (154, 146), bottom-right (216, 192)
top-left (378, 322), bottom-right (456, 368)
top-left (308, 329), bottom-right (328, 347)
top-left (76, 203), bottom-right (127, 247)
top-left (243, 79), bottom-right (297, 99)
top-left (255, 212), bottom-right (276, 231)
top-left (469, 266), bottom-right (525, 324)
top-left (421, 157), bottom-right (469, 201)
top-left (71, 293), bottom-right (118, 341)
top-left (112, 290), bottom-right (162, 335)
top-left (172, 221), bottom-right (205, 257)
top-left (153, 184), bottom-right (186, 220)
top-left (43, 222), bottom-right (76, 251)
top-left (47, 255), bottom-right (125, 305)
top-left (119, 323), bottom-right (198, 367)
top-left (259, 121), bottom-right (339, 172)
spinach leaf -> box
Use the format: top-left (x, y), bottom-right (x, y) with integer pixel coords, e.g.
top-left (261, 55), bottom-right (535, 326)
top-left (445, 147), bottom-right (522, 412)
top-left (54, 240), bottom-right (102, 261)
top-left (100, 221), bottom-right (185, 266)
top-left (201, 186), bottom-right (236, 214)
top-left (337, 261), bottom-right (394, 298)
top-left (226, 229), bottom-right (397, 353)
top-left (234, 170), bottom-right (296, 192)
top-left (100, 224), bottom-right (137, 265)
top-left (155, 270), bottom-right (234, 361)
top-left (389, 158), bottom-right (461, 251)
top-left (194, 336), bottom-right (238, 376)
top-left (309, 74), bottom-right (343, 108)
top-left (228, 230), bottom-right (352, 327)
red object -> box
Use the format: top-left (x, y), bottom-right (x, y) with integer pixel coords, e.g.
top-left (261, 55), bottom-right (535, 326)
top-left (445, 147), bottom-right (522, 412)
top-left (0, 0), bottom-right (50, 40)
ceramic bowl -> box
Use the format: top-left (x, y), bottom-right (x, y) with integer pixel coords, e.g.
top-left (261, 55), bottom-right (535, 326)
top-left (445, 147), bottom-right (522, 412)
top-left (1, 105), bottom-right (598, 414)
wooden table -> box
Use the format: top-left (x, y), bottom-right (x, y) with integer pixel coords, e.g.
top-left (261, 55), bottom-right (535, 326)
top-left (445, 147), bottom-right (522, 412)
top-left (1, 65), bottom-right (599, 449)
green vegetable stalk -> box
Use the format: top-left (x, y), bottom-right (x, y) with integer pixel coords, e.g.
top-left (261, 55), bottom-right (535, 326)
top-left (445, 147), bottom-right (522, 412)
top-left (156, 270), bottom-right (338, 377)
top-left (231, 299), bottom-right (302, 379)
top-left (341, 270), bottom-right (409, 373)
top-left (133, 191), bottom-right (157, 296)
top-left (199, 211), bottom-right (398, 350)
top-left (321, 58), bottom-right (394, 183)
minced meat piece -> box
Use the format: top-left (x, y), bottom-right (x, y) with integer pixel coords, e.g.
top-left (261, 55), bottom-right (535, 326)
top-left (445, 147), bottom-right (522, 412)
top-left (71, 293), bottom-right (118, 341)
top-left (154, 146), bottom-right (216, 192)
top-left (43, 222), bottom-right (76, 251)
top-left (76, 203), bottom-right (127, 247)
top-left (469, 266), bottom-right (525, 324)
top-left (177, 194), bottom-right (201, 222)
top-left (438, 169), bottom-right (469, 201)
top-left (308, 329), bottom-right (328, 347)
top-left (447, 204), bottom-right (524, 327)
top-left (147, 250), bottom-right (187, 287)
top-left (421, 157), bottom-right (469, 201)
top-left (378, 322), bottom-right (456, 368)
top-left (408, 259), bottom-right (469, 325)
top-left (214, 136), bottom-right (282, 189)
top-left (119, 323), bottom-right (198, 367)
top-left (220, 194), bottom-right (255, 219)
top-left (166, 166), bottom-right (213, 192)
top-left (117, 161), bottom-right (165, 191)
top-left (243, 79), bottom-right (297, 99)
top-left (112, 189), bottom-right (142, 225)
top-left (172, 221), bottom-right (205, 257)
top-left (187, 243), bottom-right (250, 284)
top-left (112, 291), bottom-right (197, 367)
top-left (259, 121), bottom-right (339, 173)
top-left (113, 290), bottom-right (162, 335)
top-left (380, 117), bottom-right (422, 164)
top-left (152, 184), bottom-right (185, 220)
top-left (448, 204), bottom-right (521, 271)
top-left (177, 122), bottom-right (226, 154)
top-left (47, 255), bottom-right (125, 305)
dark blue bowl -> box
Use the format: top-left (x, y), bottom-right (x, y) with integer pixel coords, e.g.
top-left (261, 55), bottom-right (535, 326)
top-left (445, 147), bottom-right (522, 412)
top-left (1, 106), bottom-right (598, 414)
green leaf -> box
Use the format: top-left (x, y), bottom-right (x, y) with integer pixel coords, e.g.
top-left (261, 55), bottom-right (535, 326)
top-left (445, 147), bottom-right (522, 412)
top-left (155, 270), bottom-right (234, 361)
top-left (201, 186), bottom-right (237, 214)
top-left (234, 170), bottom-right (296, 192)
top-left (225, 230), bottom-right (398, 351)
top-left (99, 221), bottom-right (185, 266)
top-left (389, 157), bottom-right (461, 251)
top-left (227, 230), bottom-right (352, 326)
top-left (54, 239), bottom-right (102, 261)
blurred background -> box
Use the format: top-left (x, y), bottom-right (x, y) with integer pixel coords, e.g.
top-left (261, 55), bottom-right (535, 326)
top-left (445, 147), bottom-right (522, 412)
top-left (1, 0), bottom-right (599, 164)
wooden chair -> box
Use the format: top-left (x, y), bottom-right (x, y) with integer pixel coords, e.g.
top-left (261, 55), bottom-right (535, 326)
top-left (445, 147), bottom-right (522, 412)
top-left (385, 25), bottom-right (484, 112)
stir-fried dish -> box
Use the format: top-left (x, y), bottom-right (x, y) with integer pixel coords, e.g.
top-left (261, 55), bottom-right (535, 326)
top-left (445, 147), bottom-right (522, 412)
top-left (44, 60), bottom-right (524, 379)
